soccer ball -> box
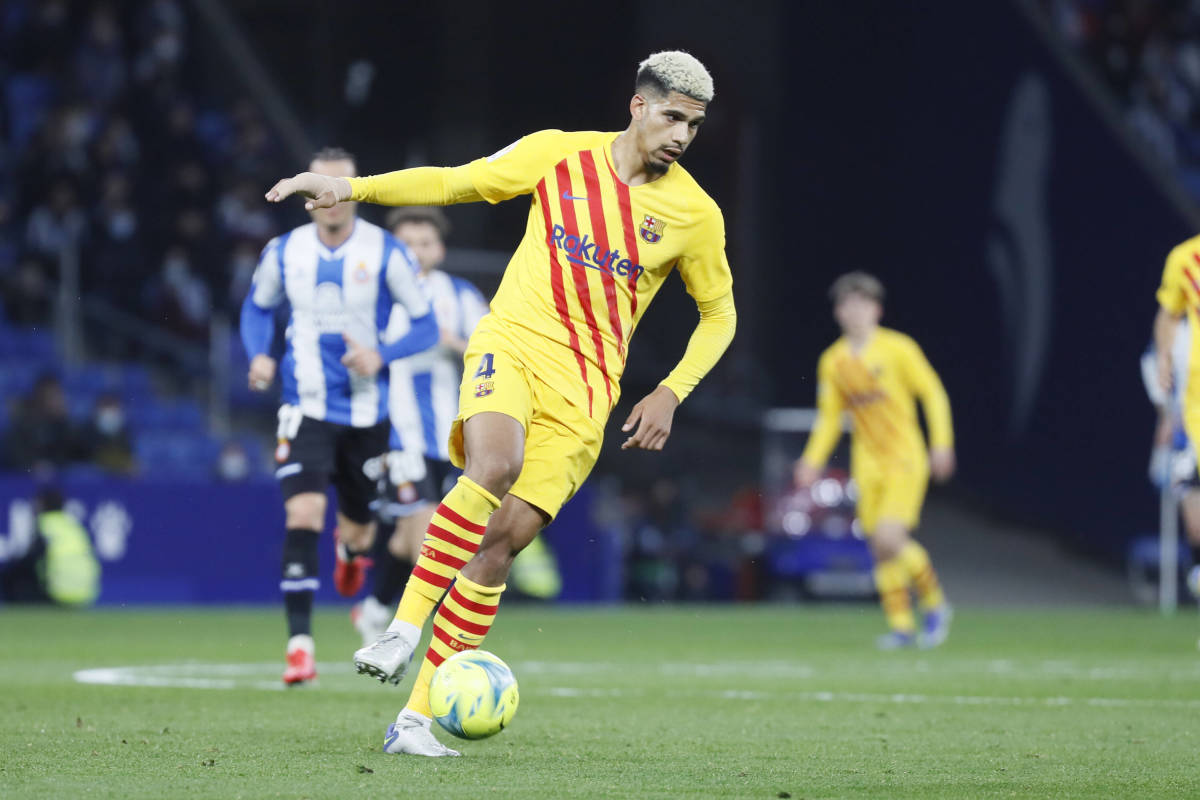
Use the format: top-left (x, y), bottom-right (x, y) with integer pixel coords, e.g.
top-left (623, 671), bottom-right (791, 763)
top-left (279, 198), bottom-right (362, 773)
top-left (429, 650), bottom-right (519, 740)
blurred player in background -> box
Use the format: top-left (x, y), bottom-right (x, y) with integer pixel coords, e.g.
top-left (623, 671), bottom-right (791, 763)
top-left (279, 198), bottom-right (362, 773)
top-left (240, 147), bottom-right (437, 685)
top-left (353, 207), bottom-right (490, 644)
top-left (1152, 237), bottom-right (1200, 598)
top-left (1141, 319), bottom-right (1200, 600)
top-left (268, 50), bottom-right (736, 754)
top-left (795, 272), bottom-right (954, 649)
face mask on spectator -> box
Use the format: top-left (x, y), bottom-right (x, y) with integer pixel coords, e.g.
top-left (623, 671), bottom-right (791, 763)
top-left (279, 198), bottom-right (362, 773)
top-left (96, 407), bottom-right (125, 435)
top-left (218, 449), bottom-right (249, 481)
top-left (106, 208), bottom-right (136, 240)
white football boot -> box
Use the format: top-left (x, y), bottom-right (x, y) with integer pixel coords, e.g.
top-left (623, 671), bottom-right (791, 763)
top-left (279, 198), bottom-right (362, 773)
top-left (352, 596), bottom-right (393, 648)
top-left (383, 709), bottom-right (460, 757)
top-left (354, 621), bottom-right (419, 685)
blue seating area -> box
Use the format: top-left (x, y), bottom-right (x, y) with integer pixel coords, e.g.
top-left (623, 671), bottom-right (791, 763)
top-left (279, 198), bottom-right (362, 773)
top-left (0, 323), bottom-right (267, 480)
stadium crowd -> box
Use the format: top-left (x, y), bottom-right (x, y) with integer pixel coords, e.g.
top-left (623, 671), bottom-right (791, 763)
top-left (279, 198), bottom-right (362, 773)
top-left (1, 0), bottom-right (290, 341)
top-left (1042, 0), bottom-right (1200, 197)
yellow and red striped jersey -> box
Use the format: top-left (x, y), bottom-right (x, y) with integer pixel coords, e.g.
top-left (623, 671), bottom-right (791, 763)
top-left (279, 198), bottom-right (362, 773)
top-left (801, 328), bottom-right (953, 475)
top-left (1156, 234), bottom-right (1200, 413)
top-left (463, 129), bottom-right (732, 418)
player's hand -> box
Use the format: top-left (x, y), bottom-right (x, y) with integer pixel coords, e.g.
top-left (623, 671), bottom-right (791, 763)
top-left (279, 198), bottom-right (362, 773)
top-left (1157, 351), bottom-right (1174, 393)
top-left (341, 334), bottom-right (384, 377)
top-left (794, 460), bottom-right (821, 489)
top-left (264, 172), bottom-right (352, 210)
top-left (930, 447), bottom-right (956, 483)
top-left (248, 354), bottom-right (277, 392)
top-left (621, 385), bottom-right (680, 451)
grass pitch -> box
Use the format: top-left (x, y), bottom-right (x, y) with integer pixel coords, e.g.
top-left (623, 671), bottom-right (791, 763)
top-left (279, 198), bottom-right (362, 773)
top-left (1, 604), bottom-right (1198, 799)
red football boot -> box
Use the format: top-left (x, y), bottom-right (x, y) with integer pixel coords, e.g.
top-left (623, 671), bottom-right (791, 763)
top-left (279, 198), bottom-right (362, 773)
top-left (283, 636), bottom-right (317, 686)
top-left (333, 526), bottom-right (372, 597)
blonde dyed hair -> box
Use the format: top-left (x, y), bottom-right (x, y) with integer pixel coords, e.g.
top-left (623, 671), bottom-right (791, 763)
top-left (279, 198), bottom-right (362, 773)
top-left (636, 51), bottom-right (714, 103)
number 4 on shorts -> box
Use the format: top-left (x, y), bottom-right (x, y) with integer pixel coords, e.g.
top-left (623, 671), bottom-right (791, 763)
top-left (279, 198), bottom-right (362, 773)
top-left (473, 353), bottom-right (496, 379)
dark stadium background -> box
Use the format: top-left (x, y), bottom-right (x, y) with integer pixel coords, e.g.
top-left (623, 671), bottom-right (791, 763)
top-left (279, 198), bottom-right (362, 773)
top-left (1, 0), bottom-right (1192, 605)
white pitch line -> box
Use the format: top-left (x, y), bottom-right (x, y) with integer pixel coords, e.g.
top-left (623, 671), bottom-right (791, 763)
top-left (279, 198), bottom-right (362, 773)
top-left (70, 662), bottom-right (1200, 711)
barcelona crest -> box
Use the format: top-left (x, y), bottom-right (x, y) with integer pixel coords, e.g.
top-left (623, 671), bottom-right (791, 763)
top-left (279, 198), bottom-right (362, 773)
top-left (639, 214), bottom-right (666, 244)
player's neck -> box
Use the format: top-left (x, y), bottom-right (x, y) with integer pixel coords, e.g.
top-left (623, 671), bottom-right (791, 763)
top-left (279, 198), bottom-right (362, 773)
top-left (317, 220), bottom-right (354, 250)
top-left (845, 326), bottom-right (877, 351)
top-left (611, 131), bottom-right (666, 187)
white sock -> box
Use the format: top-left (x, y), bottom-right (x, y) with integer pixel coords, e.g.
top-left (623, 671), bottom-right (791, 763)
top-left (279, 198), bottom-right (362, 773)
top-left (385, 618), bottom-right (421, 643)
top-left (397, 707), bottom-right (431, 725)
top-left (287, 634), bottom-right (314, 653)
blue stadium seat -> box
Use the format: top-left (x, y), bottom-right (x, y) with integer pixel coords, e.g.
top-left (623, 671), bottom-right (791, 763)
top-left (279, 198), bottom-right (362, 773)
top-left (127, 398), bottom-right (206, 432)
top-left (134, 432), bottom-right (222, 481)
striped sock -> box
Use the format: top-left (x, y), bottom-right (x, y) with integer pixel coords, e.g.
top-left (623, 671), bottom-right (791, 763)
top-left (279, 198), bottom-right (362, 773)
top-left (873, 557), bottom-right (916, 633)
top-left (393, 477), bottom-right (500, 628)
top-left (405, 574), bottom-right (504, 718)
top-left (897, 540), bottom-right (945, 611)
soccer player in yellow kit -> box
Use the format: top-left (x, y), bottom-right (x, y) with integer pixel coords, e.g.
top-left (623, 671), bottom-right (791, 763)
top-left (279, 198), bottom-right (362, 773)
top-left (267, 51), bottom-right (736, 756)
top-left (795, 273), bottom-right (955, 650)
top-left (1153, 234), bottom-right (1200, 599)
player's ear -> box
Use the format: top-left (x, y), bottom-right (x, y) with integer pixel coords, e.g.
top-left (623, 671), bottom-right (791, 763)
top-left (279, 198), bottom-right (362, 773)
top-left (630, 93), bottom-right (647, 120)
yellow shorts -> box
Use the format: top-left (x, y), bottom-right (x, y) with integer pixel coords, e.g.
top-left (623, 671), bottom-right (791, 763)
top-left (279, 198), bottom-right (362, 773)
top-left (448, 329), bottom-right (605, 521)
top-left (854, 463), bottom-right (929, 534)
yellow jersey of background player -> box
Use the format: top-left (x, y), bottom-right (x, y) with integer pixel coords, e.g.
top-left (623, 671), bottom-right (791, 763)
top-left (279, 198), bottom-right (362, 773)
top-left (796, 272), bottom-right (955, 651)
top-left (1154, 233), bottom-right (1200, 447)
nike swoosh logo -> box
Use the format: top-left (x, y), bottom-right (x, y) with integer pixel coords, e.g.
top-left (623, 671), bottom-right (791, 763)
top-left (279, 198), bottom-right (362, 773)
top-left (562, 191), bottom-right (588, 201)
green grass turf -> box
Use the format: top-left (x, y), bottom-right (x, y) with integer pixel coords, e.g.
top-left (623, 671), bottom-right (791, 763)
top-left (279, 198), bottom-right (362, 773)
top-left (1, 605), bottom-right (1198, 799)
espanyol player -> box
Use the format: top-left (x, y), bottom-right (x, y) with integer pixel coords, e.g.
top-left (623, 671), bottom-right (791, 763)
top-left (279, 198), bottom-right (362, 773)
top-left (241, 147), bottom-right (437, 686)
top-left (354, 207), bottom-right (489, 645)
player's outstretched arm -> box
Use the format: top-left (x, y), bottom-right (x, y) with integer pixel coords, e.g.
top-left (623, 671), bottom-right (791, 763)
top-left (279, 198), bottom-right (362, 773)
top-left (265, 172), bottom-right (352, 210)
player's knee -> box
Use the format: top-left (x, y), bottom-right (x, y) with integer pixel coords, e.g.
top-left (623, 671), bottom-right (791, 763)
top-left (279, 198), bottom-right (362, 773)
top-left (285, 494), bottom-right (325, 531)
top-left (339, 518), bottom-right (374, 550)
top-left (466, 453), bottom-right (522, 497)
top-left (871, 527), bottom-right (907, 561)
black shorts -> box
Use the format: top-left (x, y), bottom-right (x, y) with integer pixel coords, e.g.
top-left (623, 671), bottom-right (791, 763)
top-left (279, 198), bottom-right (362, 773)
top-left (275, 416), bottom-right (390, 524)
top-left (373, 457), bottom-right (462, 526)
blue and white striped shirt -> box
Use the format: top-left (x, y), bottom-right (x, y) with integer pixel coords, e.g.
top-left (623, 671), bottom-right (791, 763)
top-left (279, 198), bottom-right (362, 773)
top-left (387, 270), bottom-right (489, 459)
top-left (241, 219), bottom-right (434, 428)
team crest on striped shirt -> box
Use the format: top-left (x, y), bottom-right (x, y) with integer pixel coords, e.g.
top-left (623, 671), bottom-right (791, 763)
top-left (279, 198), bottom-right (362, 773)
top-left (639, 215), bottom-right (666, 244)
top-left (353, 262), bottom-right (370, 283)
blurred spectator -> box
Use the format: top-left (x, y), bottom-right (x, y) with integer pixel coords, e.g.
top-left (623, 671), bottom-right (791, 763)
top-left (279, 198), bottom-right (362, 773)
top-left (217, 179), bottom-right (275, 241)
top-left (3, 373), bottom-right (84, 472)
top-left (25, 179), bottom-right (87, 257)
top-left (145, 245), bottom-right (211, 338)
top-left (90, 115), bottom-right (141, 173)
top-left (90, 171), bottom-right (141, 294)
top-left (0, 196), bottom-right (20, 274)
top-left (623, 478), bottom-right (704, 601)
top-left (227, 240), bottom-right (260, 309)
top-left (75, 4), bottom-right (127, 107)
top-left (1, 256), bottom-right (54, 326)
top-left (80, 393), bottom-right (136, 475)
